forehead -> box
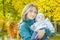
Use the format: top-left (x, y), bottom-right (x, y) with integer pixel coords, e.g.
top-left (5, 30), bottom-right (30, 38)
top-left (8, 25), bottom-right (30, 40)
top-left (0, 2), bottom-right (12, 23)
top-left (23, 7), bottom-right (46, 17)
top-left (38, 15), bottom-right (44, 17)
top-left (30, 6), bottom-right (37, 11)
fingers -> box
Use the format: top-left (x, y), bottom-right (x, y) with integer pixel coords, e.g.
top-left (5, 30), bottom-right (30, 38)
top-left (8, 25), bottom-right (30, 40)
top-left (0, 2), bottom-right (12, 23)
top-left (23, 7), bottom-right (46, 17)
top-left (35, 33), bottom-right (38, 38)
top-left (37, 30), bottom-right (45, 39)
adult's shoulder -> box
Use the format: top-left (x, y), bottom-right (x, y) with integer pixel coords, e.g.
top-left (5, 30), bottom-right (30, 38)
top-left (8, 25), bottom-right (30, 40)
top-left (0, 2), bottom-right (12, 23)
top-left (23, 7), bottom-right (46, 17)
top-left (19, 22), bottom-right (29, 29)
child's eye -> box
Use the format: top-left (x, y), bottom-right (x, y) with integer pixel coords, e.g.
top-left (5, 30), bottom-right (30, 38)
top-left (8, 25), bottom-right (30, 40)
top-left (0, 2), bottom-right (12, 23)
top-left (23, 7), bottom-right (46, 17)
top-left (39, 17), bottom-right (40, 18)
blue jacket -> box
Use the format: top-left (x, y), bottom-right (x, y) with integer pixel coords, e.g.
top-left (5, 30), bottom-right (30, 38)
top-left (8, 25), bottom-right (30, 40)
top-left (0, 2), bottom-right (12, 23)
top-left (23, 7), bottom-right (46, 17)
top-left (19, 19), bottom-right (55, 40)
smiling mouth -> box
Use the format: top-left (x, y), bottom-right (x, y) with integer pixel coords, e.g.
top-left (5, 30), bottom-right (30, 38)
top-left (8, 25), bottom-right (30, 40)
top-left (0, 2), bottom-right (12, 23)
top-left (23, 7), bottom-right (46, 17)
top-left (32, 16), bottom-right (35, 18)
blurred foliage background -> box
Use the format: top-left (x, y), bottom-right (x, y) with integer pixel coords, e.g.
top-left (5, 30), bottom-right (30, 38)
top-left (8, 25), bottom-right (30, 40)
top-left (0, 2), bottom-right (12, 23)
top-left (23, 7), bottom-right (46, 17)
top-left (0, 0), bottom-right (60, 40)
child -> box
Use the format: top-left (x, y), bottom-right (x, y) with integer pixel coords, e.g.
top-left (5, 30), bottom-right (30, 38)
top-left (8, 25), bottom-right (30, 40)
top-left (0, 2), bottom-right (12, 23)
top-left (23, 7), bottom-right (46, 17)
top-left (31, 13), bottom-right (55, 40)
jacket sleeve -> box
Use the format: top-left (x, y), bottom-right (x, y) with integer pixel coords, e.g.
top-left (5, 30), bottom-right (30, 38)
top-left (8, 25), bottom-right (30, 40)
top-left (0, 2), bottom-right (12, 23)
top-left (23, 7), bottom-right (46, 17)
top-left (45, 28), bottom-right (56, 36)
top-left (45, 18), bottom-right (55, 33)
top-left (19, 23), bottom-right (31, 40)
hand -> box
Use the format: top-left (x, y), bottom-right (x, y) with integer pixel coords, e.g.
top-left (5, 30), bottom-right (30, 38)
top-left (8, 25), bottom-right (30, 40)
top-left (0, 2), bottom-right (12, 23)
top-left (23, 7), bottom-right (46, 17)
top-left (35, 29), bottom-right (45, 39)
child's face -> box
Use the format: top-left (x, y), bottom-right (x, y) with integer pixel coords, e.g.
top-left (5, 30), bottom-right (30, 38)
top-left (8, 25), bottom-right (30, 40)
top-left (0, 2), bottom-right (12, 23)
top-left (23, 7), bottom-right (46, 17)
top-left (37, 15), bottom-right (44, 22)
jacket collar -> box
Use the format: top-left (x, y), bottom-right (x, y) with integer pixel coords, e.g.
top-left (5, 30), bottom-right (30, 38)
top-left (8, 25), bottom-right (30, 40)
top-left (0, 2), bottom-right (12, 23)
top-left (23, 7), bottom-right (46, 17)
top-left (24, 18), bottom-right (35, 25)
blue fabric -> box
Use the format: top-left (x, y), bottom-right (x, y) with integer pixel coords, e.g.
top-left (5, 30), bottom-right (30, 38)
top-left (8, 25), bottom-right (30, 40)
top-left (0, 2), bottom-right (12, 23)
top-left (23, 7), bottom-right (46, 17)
top-left (18, 18), bottom-right (55, 40)
top-left (19, 19), bottom-right (35, 40)
top-left (31, 32), bottom-right (38, 40)
top-left (31, 28), bottom-right (49, 40)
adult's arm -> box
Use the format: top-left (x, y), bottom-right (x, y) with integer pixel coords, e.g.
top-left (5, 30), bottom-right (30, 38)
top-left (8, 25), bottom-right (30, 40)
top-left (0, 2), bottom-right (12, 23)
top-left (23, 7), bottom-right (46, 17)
top-left (36, 28), bottom-right (56, 39)
top-left (19, 23), bottom-right (31, 40)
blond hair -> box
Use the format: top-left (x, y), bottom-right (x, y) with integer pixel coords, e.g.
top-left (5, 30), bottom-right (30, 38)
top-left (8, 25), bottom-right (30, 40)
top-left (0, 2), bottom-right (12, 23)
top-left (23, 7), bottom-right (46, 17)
top-left (21, 3), bottom-right (38, 21)
top-left (19, 4), bottom-right (38, 39)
